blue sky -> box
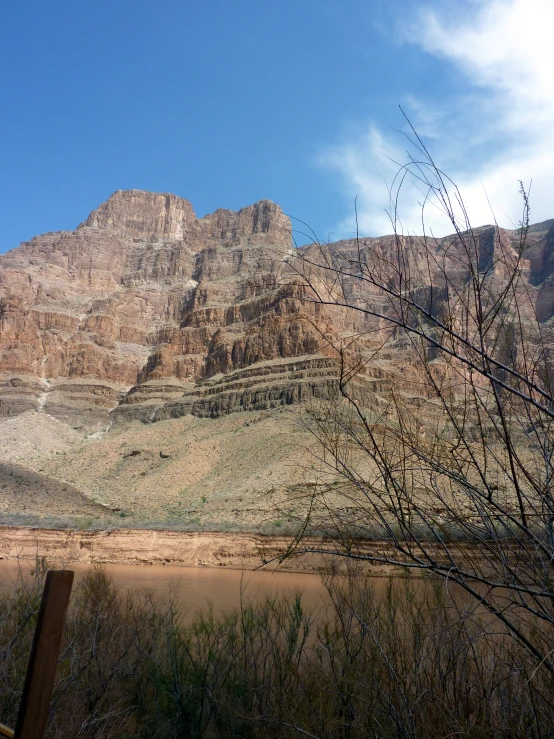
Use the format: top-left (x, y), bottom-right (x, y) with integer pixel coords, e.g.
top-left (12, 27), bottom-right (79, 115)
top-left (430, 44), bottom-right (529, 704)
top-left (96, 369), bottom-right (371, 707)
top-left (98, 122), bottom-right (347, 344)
top-left (1, 0), bottom-right (552, 252)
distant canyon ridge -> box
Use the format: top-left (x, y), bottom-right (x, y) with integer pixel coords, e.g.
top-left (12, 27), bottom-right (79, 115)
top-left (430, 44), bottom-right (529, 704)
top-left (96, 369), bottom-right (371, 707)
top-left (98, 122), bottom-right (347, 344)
top-left (1, 189), bottom-right (554, 432)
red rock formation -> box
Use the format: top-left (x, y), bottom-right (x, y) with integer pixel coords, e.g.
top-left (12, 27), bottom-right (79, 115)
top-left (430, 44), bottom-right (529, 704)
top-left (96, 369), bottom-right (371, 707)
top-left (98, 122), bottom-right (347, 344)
top-left (1, 191), bottom-right (552, 430)
top-left (0, 191), bottom-right (323, 427)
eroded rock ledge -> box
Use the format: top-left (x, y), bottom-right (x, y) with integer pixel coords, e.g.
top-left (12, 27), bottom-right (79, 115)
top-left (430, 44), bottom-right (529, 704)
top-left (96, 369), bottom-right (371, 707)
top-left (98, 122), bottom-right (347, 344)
top-left (0, 526), bottom-right (394, 573)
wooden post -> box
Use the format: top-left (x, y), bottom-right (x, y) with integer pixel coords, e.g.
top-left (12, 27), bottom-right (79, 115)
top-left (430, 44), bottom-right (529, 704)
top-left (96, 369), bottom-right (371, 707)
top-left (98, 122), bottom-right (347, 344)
top-left (14, 570), bottom-right (74, 739)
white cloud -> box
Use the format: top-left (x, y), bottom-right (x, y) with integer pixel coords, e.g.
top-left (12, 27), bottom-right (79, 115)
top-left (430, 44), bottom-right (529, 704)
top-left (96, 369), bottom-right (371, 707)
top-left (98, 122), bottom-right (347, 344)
top-left (321, 0), bottom-right (554, 238)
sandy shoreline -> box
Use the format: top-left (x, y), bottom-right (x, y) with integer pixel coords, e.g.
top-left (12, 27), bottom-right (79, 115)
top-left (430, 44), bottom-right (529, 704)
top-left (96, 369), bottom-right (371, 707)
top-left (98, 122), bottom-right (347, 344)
top-left (0, 526), bottom-right (396, 573)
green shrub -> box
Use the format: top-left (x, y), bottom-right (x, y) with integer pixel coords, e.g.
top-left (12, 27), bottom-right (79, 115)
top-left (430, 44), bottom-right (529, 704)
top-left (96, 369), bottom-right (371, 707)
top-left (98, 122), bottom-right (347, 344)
top-left (1, 563), bottom-right (554, 737)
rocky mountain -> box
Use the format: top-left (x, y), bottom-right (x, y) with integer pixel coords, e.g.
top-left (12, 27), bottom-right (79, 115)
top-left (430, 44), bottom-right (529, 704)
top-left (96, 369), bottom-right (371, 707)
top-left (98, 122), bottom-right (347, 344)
top-left (0, 190), bottom-right (336, 430)
top-left (1, 190), bottom-right (554, 433)
top-left (2, 190), bottom-right (554, 528)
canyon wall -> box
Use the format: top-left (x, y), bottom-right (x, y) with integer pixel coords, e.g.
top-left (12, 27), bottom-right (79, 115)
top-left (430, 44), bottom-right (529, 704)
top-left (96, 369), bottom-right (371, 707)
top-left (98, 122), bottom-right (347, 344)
top-left (0, 191), bottom-right (331, 429)
top-left (1, 190), bottom-right (553, 431)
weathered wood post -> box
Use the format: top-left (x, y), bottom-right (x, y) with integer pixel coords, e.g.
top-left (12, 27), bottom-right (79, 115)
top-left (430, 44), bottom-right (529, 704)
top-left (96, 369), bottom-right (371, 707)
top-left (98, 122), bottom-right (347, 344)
top-left (13, 570), bottom-right (74, 739)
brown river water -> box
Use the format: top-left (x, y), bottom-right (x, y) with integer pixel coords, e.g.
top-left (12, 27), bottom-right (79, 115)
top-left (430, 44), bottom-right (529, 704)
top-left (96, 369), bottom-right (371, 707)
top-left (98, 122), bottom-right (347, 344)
top-left (0, 560), bottom-right (412, 623)
top-left (0, 561), bottom-right (333, 622)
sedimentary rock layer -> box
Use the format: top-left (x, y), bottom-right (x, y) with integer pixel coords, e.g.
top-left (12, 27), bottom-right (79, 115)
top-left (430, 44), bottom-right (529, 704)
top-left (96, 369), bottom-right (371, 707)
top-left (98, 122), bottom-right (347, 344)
top-left (1, 190), bottom-right (554, 430)
top-left (0, 526), bottom-right (397, 573)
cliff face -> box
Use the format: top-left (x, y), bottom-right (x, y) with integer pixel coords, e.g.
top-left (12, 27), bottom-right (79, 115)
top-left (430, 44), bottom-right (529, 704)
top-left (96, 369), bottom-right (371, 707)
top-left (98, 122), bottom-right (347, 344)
top-left (0, 190), bottom-right (329, 428)
top-left (1, 190), bottom-right (553, 431)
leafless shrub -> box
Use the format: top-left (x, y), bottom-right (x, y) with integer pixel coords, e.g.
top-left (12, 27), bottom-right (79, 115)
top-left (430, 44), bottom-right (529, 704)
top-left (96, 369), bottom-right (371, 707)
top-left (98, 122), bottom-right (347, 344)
top-left (284, 118), bottom-right (554, 677)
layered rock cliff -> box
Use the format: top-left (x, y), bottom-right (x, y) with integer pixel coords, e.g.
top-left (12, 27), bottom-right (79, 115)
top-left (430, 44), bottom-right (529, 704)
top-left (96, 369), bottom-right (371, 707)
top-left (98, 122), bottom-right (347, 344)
top-left (0, 190), bottom-right (334, 429)
top-left (1, 190), bottom-right (554, 431)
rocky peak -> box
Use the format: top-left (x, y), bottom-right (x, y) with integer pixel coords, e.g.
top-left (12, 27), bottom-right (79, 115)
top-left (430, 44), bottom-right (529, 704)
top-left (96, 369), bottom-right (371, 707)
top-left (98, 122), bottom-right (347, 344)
top-left (77, 191), bottom-right (291, 248)
top-left (78, 190), bottom-right (196, 241)
top-left (198, 200), bottom-right (291, 247)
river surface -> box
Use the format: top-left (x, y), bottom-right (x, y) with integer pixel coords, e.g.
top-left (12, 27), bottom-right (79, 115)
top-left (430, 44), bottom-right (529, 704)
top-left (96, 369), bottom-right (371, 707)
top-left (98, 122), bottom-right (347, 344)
top-left (0, 560), bottom-right (477, 628)
top-left (0, 561), bottom-right (339, 622)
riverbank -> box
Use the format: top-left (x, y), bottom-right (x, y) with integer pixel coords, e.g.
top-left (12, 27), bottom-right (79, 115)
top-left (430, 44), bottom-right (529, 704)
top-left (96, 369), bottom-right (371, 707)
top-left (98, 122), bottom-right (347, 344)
top-left (0, 526), bottom-right (396, 573)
